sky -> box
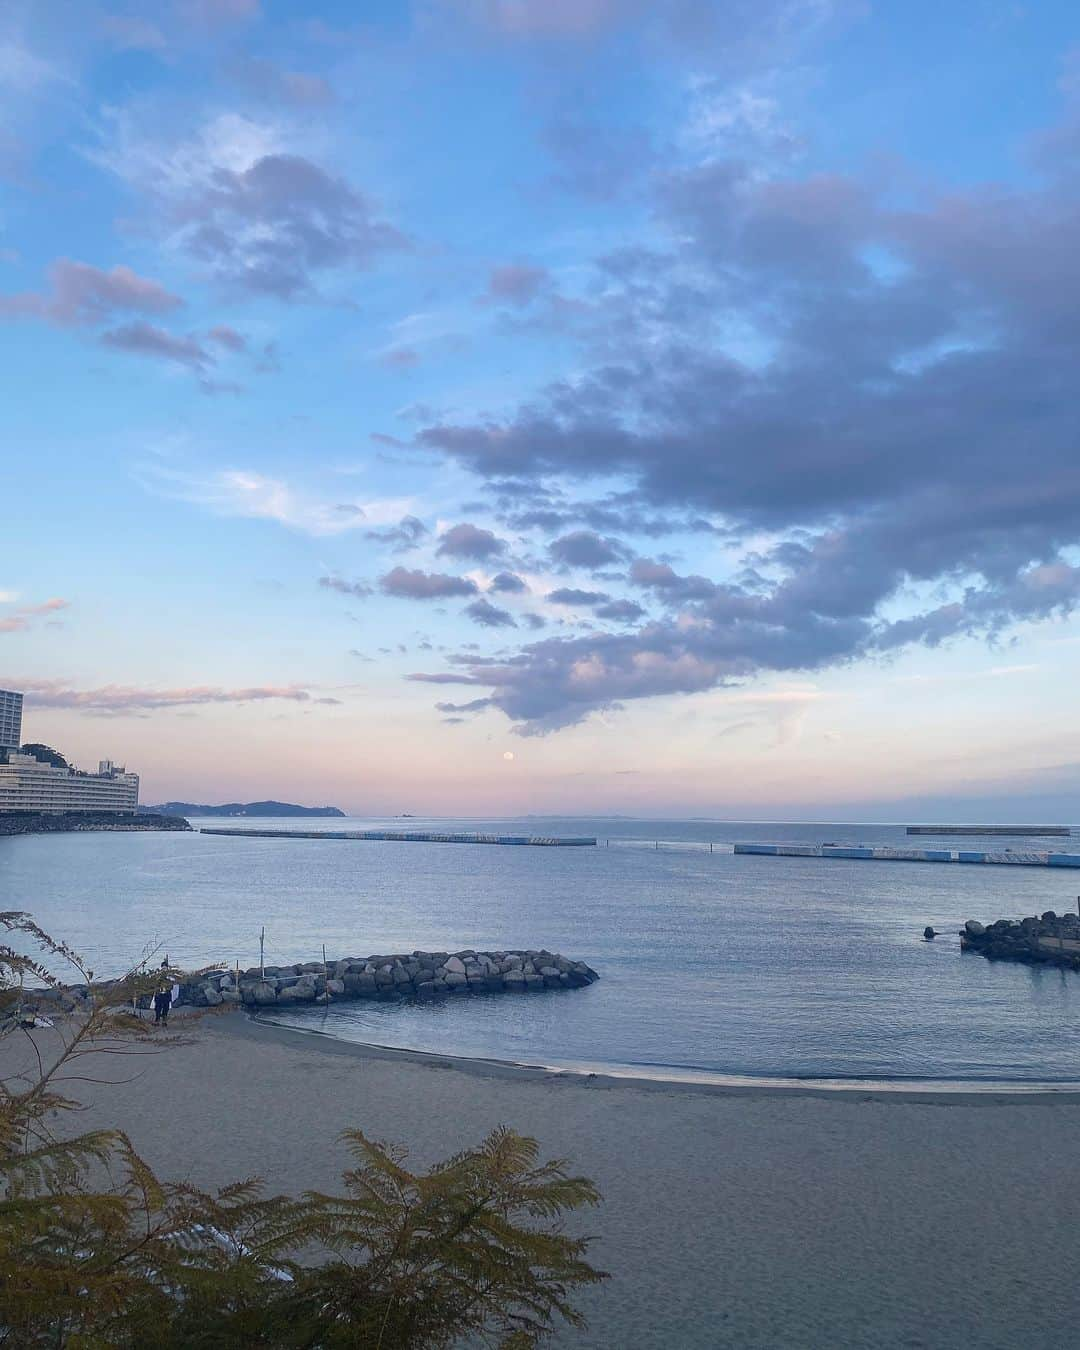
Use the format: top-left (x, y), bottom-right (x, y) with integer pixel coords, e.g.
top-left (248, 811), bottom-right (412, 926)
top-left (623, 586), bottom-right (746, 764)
top-left (3, 0), bottom-right (1080, 820)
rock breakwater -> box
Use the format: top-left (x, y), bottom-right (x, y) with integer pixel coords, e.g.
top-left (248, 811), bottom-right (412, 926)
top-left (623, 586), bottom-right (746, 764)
top-left (0, 811), bottom-right (192, 836)
top-left (180, 948), bottom-right (599, 1009)
top-left (961, 911), bottom-right (1080, 969)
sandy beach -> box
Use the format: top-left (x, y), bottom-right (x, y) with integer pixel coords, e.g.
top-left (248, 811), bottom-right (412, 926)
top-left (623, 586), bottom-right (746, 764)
top-left (8, 1010), bottom-right (1080, 1349)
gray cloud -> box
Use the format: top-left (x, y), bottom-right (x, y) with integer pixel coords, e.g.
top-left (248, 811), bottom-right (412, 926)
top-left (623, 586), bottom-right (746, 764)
top-left (366, 515), bottom-right (428, 552)
top-left (436, 522), bottom-right (507, 560)
top-left (483, 263), bottom-right (549, 306)
top-left (176, 154), bottom-right (407, 299)
top-left (547, 587), bottom-right (609, 607)
top-left (407, 95), bottom-right (1080, 730)
top-left (595, 598), bottom-right (645, 622)
top-left (547, 529), bottom-right (629, 570)
top-left (380, 566), bottom-right (479, 599)
top-left (464, 597), bottom-right (517, 628)
top-left (207, 324), bottom-right (247, 351)
top-left (489, 570), bottom-right (528, 593)
top-left (100, 322), bottom-right (211, 370)
top-left (435, 697), bottom-right (494, 713)
top-left (319, 575), bottom-right (373, 598)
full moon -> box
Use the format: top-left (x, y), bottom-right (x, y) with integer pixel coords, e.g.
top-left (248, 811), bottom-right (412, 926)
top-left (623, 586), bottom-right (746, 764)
top-left (503, 751), bottom-right (515, 762)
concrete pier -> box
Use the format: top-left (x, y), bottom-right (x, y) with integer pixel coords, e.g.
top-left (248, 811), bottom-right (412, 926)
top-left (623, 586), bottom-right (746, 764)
top-left (735, 842), bottom-right (1080, 869)
top-left (907, 825), bottom-right (1070, 837)
top-left (199, 827), bottom-right (597, 847)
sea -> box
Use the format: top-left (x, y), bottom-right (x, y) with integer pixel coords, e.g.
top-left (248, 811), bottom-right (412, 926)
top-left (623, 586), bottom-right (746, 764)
top-left (4, 816), bottom-right (1080, 1083)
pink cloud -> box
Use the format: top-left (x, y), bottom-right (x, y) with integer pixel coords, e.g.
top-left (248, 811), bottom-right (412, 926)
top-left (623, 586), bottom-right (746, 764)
top-left (10, 680), bottom-right (327, 714)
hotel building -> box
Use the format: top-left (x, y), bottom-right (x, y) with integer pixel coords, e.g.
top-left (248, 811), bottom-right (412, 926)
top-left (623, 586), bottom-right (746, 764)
top-left (0, 688), bottom-right (140, 814)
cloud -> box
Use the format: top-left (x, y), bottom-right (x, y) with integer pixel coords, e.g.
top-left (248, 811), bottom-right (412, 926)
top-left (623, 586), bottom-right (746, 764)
top-left (101, 321), bottom-right (211, 371)
top-left (381, 346), bottom-right (421, 368)
top-left (464, 597), bottom-right (517, 628)
top-left (436, 522), bottom-right (507, 560)
top-left (12, 679), bottom-right (322, 713)
top-left (0, 597), bottom-right (70, 634)
top-left (231, 57), bottom-right (335, 106)
top-left (595, 598), bottom-right (645, 622)
top-left (482, 263), bottom-right (549, 306)
top-left (207, 324), bottom-right (246, 351)
top-left (547, 587), bottom-right (609, 607)
top-left (0, 259), bottom-right (182, 326)
top-left (144, 466), bottom-right (412, 537)
top-left (435, 697), bottom-right (494, 713)
top-left (366, 515), bottom-right (428, 551)
top-left (629, 558), bottom-right (717, 601)
top-left (101, 15), bottom-right (167, 50)
top-left (318, 575), bottom-right (373, 599)
top-left (444, 0), bottom-right (637, 39)
top-left (380, 566), bottom-right (479, 599)
top-left (547, 529), bottom-right (629, 570)
top-left (175, 152), bottom-right (406, 298)
top-left (406, 86), bottom-right (1080, 730)
top-left (489, 570), bottom-right (528, 593)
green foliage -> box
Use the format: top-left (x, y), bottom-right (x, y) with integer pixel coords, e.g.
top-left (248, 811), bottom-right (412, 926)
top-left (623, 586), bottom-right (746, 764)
top-left (0, 913), bottom-right (607, 1347)
top-left (18, 743), bottom-right (68, 768)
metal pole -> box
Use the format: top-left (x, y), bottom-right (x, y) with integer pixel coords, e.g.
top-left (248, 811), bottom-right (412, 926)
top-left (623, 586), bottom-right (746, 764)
top-left (323, 943), bottom-right (328, 1005)
top-left (260, 926), bottom-right (265, 980)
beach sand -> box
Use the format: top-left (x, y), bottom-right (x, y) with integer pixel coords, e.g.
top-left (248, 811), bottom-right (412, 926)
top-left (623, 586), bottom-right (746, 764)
top-left (6, 1010), bottom-right (1080, 1348)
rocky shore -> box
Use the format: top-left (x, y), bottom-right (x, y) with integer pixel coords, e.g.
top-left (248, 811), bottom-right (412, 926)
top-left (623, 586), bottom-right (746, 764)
top-left (961, 911), bottom-right (1080, 968)
top-left (0, 810), bottom-right (192, 836)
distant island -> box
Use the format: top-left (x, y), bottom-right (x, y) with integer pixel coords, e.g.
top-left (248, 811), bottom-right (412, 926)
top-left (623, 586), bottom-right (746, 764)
top-left (142, 801), bottom-right (346, 818)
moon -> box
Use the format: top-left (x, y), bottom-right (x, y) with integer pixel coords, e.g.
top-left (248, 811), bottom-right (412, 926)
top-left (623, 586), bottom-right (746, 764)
top-left (503, 750), bottom-right (515, 762)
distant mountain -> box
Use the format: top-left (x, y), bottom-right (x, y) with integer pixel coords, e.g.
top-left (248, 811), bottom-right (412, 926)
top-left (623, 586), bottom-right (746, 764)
top-left (143, 801), bottom-right (346, 818)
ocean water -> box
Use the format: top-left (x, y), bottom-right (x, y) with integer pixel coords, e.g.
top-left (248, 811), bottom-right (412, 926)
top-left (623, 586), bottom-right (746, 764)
top-left (4, 816), bottom-right (1080, 1081)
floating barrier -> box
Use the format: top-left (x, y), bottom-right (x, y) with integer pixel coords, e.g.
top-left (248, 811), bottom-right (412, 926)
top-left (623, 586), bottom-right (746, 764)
top-left (199, 828), bottom-right (596, 847)
top-left (734, 842), bottom-right (1080, 869)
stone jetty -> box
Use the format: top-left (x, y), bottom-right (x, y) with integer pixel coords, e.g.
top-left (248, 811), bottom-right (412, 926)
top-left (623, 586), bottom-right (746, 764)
top-left (960, 912), bottom-right (1080, 969)
top-left (178, 948), bottom-right (599, 1009)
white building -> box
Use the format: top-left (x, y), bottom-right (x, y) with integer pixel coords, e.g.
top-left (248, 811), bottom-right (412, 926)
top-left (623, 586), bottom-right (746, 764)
top-left (0, 689), bottom-right (139, 813)
top-left (0, 754), bottom-right (140, 814)
top-left (0, 689), bottom-right (22, 754)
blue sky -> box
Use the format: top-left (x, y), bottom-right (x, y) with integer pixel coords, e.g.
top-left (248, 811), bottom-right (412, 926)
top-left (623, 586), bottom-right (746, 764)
top-left (3, 0), bottom-right (1080, 819)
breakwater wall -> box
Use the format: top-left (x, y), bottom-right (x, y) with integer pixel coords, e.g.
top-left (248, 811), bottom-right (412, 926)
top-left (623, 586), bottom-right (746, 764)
top-left (0, 810), bottom-right (192, 836)
top-left (178, 948), bottom-right (599, 1008)
top-left (961, 913), bottom-right (1080, 969)
top-left (735, 842), bottom-right (1080, 868)
top-left (908, 825), bottom-right (1070, 837)
top-left (199, 828), bottom-right (597, 847)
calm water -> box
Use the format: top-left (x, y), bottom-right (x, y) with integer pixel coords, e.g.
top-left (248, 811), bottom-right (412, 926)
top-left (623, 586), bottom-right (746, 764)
top-left (4, 816), bottom-right (1080, 1081)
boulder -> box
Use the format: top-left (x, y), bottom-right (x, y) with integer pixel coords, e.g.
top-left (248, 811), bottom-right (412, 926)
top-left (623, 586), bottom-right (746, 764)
top-left (251, 981), bottom-right (278, 1006)
top-left (444, 956), bottom-right (467, 975)
top-left (964, 919), bottom-right (986, 937)
top-left (201, 984), bottom-right (223, 1006)
top-left (278, 983), bottom-right (316, 1003)
top-left (524, 973), bottom-right (544, 990)
top-left (343, 974), bottom-right (377, 998)
top-left (220, 989), bottom-right (241, 1004)
top-left (326, 979), bottom-right (345, 996)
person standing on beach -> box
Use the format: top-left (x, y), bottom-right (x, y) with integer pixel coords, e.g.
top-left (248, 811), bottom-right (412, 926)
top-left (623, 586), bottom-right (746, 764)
top-left (153, 983), bottom-right (172, 1027)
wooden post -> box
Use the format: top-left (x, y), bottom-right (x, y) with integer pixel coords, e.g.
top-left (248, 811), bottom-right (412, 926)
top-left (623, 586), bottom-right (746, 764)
top-left (259, 926), bottom-right (265, 980)
top-left (323, 943), bottom-right (328, 1006)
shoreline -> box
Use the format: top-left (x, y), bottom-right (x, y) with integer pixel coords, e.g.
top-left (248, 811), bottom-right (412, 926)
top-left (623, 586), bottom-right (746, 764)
top-left (10, 1005), bottom-right (1080, 1346)
top-left (240, 1011), bottom-right (1080, 1104)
